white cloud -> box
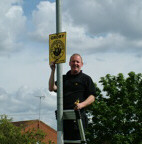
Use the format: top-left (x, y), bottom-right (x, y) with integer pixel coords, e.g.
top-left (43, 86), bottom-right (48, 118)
top-left (0, 52), bottom-right (49, 92)
top-left (82, 53), bottom-right (142, 90)
top-left (61, 0), bottom-right (142, 55)
top-left (0, 86), bottom-right (57, 129)
top-left (0, 0), bottom-right (142, 55)
top-left (0, 0), bottom-right (142, 130)
top-left (0, 0), bottom-right (26, 54)
top-left (28, 0), bottom-right (142, 55)
top-left (63, 0), bottom-right (142, 38)
top-left (29, 1), bottom-right (56, 42)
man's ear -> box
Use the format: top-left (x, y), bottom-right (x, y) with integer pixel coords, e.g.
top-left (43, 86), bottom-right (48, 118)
top-left (69, 61), bottom-right (71, 66)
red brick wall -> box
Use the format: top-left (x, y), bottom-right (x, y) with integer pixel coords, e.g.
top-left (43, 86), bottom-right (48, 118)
top-left (13, 120), bottom-right (57, 144)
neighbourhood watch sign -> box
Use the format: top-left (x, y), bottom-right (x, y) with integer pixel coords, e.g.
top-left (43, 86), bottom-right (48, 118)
top-left (49, 32), bottom-right (66, 64)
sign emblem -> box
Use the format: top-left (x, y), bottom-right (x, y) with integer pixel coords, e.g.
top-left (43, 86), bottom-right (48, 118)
top-left (51, 40), bottom-right (64, 59)
top-left (49, 32), bottom-right (66, 64)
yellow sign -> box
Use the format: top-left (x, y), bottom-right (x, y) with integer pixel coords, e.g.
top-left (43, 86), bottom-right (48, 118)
top-left (49, 32), bottom-right (66, 64)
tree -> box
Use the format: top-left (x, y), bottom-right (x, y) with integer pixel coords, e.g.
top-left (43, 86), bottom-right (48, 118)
top-left (0, 115), bottom-right (46, 144)
top-left (86, 72), bottom-right (142, 144)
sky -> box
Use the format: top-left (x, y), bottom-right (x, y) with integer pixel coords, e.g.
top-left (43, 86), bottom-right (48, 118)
top-left (0, 0), bottom-right (142, 130)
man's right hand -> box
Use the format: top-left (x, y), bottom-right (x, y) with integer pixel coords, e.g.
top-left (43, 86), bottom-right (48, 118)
top-left (49, 61), bottom-right (57, 91)
top-left (50, 62), bottom-right (56, 72)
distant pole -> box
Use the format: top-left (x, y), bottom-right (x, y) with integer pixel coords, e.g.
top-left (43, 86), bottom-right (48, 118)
top-left (56, 0), bottom-right (63, 144)
top-left (35, 96), bottom-right (45, 128)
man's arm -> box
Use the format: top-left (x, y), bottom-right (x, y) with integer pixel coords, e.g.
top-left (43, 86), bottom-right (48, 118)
top-left (76, 95), bottom-right (95, 110)
top-left (49, 62), bottom-right (57, 92)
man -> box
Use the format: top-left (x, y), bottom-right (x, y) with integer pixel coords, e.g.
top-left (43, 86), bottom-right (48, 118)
top-left (49, 53), bottom-right (96, 143)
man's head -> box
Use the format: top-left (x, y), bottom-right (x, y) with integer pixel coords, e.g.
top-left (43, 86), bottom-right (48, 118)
top-left (69, 53), bottom-right (83, 75)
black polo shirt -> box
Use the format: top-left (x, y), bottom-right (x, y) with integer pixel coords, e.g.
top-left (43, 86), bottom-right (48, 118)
top-left (56, 70), bottom-right (96, 110)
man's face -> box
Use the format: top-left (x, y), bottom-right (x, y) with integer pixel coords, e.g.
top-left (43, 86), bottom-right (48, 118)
top-left (69, 55), bottom-right (83, 75)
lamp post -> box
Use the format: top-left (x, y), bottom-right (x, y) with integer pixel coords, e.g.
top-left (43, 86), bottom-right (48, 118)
top-left (56, 0), bottom-right (63, 144)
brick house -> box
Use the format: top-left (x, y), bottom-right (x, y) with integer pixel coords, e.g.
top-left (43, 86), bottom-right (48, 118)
top-left (12, 120), bottom-right (57, 144)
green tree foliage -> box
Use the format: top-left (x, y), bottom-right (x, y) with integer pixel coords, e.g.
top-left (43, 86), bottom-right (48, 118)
top-left (86, 72), bottom-right (142, 144)
top-left (0, 115), bottom-right (46, 144)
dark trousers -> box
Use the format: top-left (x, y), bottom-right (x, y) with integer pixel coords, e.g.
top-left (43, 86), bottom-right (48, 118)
top-left (63, 112), bottom-right (88, 144)
top-left (64, 120), bottom-right (80, 141)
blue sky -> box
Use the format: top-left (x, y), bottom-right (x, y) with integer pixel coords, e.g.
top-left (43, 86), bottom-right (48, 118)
top-left (0, 0), bottom-right (142, 129)
top-left (22, 0), bottom-right (54, 16)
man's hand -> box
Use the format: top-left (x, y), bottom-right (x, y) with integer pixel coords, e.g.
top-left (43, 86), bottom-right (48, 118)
top-left (74, 103), bottom-right (84, 110)
top-left (49, 61), bottom-right (57, 91)
top-left (50, 61), bottom-right (56, 72)
top-left (74, 99), bottom-right (84, 110)
top-left (74, 95), bottom-right (95, 110)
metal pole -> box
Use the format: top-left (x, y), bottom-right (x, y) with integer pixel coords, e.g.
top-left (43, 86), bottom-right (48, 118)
top-left (35, 96), bottom-right (45, 128)
top-left (39, 97), bottom-right (41, 120)
top-left (35, 96), bottom-right (45, 119)
top-left (56, 0), bottom-right (63, 144)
